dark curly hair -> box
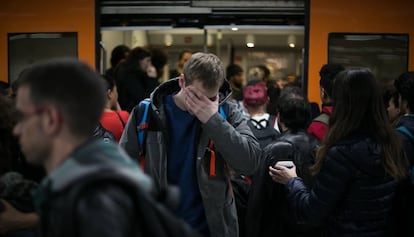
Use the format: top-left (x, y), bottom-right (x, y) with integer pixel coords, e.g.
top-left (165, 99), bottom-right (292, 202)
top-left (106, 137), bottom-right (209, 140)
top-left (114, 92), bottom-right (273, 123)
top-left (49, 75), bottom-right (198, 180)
top-left (319, 63), bottom-right (345, 98)
top-left (110, 45), bottom-right (130, 68)
top-left (277, 87), bottom-right (310, 132)
top-left (124, 47), bottom-right (151, 71)
top-left (394, 71), bottom-right (414, 111)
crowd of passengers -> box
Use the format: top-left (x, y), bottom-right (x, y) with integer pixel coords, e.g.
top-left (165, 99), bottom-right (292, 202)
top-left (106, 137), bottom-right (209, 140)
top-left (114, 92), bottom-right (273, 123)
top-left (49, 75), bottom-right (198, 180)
top-left (0, 48), bottom-right (413, 237)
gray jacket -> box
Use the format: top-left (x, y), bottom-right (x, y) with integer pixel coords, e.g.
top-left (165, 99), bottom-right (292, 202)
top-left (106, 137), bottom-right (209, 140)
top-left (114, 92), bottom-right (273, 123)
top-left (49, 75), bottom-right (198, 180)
top-left (119, 79), bottom-right (261, 237)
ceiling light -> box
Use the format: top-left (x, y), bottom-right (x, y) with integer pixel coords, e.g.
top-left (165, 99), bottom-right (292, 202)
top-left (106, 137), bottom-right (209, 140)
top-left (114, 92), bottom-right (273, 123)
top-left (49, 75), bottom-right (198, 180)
top-left (246, 34), bottom-right (255, 48)
top-left (288, 35), bottom-right (296, 48)
top-left (164, 34), bottom-right (173, 46)
top-left (207, 33), bottom-right (213, 47)
top-left (217, 30), bottom-right (223, 40)
top-left (230, 23), bottom-right (238, 31)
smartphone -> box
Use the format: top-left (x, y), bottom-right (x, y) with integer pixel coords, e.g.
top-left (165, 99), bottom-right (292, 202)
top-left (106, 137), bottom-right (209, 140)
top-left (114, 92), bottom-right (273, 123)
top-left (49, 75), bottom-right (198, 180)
top-left (275, 160), bottom-right (294, 168)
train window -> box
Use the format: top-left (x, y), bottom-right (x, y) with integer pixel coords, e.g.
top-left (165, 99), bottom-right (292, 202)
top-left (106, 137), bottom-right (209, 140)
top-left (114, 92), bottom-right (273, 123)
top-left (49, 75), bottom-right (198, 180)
top-left (328, 33), bottom-right (408, 85)
top-left (8, 32), bottom-right (78, 83)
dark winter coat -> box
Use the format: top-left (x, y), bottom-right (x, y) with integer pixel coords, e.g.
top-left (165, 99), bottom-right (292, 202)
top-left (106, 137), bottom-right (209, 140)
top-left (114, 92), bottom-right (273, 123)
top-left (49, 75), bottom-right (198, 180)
top-left (286, 137), bottom-right (397, 237)
top-left (245, 130), bottom-right (321, 237)
top-left (33, 140), bottom-right (154, 237)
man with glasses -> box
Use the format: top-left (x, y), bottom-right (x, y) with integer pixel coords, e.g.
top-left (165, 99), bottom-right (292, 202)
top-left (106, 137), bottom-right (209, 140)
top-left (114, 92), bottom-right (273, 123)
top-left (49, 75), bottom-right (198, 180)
top-left (120, 52), bottom-right (261, 237)
top-left (12, 58), bottom-right (154, 237)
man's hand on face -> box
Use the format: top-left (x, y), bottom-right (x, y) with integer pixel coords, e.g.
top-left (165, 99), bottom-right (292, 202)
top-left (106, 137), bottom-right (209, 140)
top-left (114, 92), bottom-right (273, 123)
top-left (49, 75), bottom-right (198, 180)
top-left (184, 86), bottom-right (219, 123)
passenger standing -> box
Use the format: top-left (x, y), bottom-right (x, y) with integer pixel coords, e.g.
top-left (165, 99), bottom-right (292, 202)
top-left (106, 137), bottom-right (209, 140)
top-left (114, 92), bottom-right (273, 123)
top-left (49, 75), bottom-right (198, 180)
top-left (100, 75), bottom-right (129, 142)
top-left (169, 50), bottom-right (192, 78)
top-left (120, 52), bottom-right (261, 237)
top-left (394, 71), bottom-right (414, 166)
top-left (382, 86), bottom-right (402, 128)
top-left (246, 90), bottom-right (321, 237)
top-left (0, 93), bottom-right (39, 236)
top-left (243, 80), bottom-right (279, 147)
top-left (105, 44), bottom-right (130, 80)
top-left (226, 64), bottom-right (245, 101)
top-left (307, 63), bottom-right (345, 141)
top-left (234, 80), bottom-right (278, 237)
top-left (269, 68), bottom-right (407, 236)
top-left (116, 47), bottom-right (159, 112)
top-left (149, 47), bottom-right (169, 83)
top-left (12, 58), bottom-right (155, 237)
top-left (250, 64), bottom-right (280, 116)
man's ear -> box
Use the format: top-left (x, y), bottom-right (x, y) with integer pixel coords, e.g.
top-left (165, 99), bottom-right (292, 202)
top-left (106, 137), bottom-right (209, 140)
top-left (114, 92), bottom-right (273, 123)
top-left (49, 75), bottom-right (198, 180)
top-left (43, 106), bottom-right (63, 135)
top-left (178, 74), bottom-right (186, 88)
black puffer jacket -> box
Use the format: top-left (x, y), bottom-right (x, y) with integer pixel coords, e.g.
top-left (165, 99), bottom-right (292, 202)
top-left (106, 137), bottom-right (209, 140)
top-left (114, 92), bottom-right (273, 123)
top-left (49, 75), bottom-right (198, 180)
top-left (116, 66), bottom-right (159, 112)
top-left (286, 137), bottom-right (396, 237)
top-left (245, 130), bottom-right (321, 237)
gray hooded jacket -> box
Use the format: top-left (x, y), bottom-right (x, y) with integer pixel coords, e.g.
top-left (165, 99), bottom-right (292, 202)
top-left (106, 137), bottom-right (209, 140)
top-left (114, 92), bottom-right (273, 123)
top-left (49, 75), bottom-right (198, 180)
top-left (119, 78), bottom-right (261, 237)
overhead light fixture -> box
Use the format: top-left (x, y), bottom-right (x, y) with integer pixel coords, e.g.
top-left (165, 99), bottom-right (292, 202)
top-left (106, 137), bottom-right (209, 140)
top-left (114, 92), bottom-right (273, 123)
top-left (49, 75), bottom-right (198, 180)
top-left (217, 30), bottom-right (223, 40)
top-left (246, 34), bottom-right (255, 48)
top-left (288, 35), bottom-right (296, 48)
top-left (164, 34), bottom-right (173, 46)
top-left (207, 33), bottom-right (213, 47)
top-left (230, 23), bottom-right (238, 31)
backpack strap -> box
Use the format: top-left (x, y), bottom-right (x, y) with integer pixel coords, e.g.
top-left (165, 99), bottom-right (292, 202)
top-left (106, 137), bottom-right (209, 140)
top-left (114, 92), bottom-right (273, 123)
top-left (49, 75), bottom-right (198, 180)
top-left (313, 113), bottom-right (329, 125)
top-left (207, 105), bottom-right (227, 177)
top-left (397, 125), bottom-right (414, 142)
top-left (219, 105), bottom-right (227, 120)
top-left (208, 140), bottom-right (216, 177)
top-left (136, 99), bottom-right (151, 169)
top-left (137, 99), bottom-right (151, 146)
top-left (249, 118), bottom-right (268, 129)
top-left (115, 111), bottom-right (126, 128)
top-left (93, 123), bottom-right (115, 143)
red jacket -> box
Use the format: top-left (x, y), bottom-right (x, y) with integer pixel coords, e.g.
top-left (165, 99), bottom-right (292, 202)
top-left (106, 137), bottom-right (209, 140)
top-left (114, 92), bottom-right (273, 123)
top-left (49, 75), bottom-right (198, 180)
top-left (100, 110), bottom-right (130, 142)
top-left (307, 105), bottom-right (332, 141)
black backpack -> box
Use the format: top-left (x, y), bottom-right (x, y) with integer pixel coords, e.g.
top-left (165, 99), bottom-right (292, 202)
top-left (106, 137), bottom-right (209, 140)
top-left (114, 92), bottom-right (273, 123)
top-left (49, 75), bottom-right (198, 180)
top-left (247, 115), bottom-right (279, 148)
top-left (92, 123), bottom-right (115, 143)
top-left (62, 171), bottom-right (201, 237)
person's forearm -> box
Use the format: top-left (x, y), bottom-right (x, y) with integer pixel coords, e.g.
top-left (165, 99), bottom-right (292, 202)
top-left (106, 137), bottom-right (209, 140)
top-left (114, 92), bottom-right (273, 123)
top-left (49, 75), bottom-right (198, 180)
top-left (0, 212), bottom-right (39, 234)
top-left (17, 213), bottom-right (39, 229)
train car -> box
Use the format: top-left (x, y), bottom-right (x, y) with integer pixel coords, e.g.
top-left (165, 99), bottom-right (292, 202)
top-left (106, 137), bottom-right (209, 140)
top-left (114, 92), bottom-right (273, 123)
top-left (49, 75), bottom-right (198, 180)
top-left (307, 0), bottom-right (414, 106)
top-left (0, 0), bottom-right (97, 85)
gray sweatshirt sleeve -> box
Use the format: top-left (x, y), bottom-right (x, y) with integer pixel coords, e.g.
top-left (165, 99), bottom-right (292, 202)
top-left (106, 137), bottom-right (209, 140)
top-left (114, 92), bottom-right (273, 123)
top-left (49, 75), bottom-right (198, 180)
top-left (119, 107), bottom-right (141, 161)
top-left (203, 102), bottom-right (261, 175)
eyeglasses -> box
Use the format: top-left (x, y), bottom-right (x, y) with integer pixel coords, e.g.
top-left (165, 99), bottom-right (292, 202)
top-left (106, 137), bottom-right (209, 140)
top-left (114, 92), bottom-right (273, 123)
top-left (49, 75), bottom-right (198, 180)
top-left (15, 107), bottom-right (45, 124)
